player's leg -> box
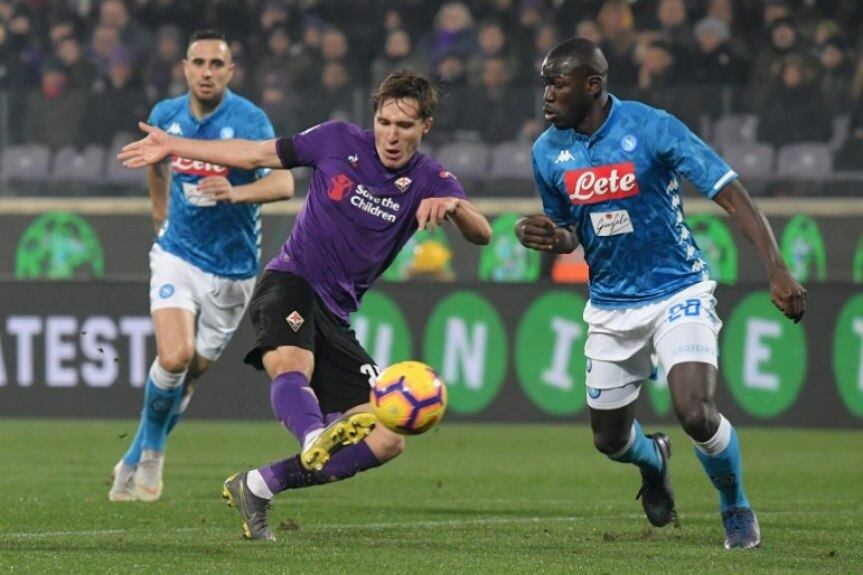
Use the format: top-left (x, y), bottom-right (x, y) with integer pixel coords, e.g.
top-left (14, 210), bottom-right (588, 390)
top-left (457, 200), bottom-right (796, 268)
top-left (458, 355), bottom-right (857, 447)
top-left (588, 368), bottom-right (676, 527)
top-left (655, 291), bottom-right (759, 549)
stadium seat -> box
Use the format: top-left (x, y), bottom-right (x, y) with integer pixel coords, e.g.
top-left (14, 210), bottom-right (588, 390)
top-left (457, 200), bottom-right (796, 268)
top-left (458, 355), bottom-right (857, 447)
top-left (714, 114), bottom-right (759, 151)
top-left (50, 145), bottom-right (106, 185)
top-left (110, 131), bottom-right (137, 154)
top-left (485, 140), bottom-right (533, 196)
top-left (1, 144), bottom-right (51, 194)
top-left (722, 142), bottom-right (775, 179)
top-left (434, 141), bottom-right (490, 180)
top-left (105, 150), bottom-right (147, 192)
top-left (777, 143), bottom-right (833, 179)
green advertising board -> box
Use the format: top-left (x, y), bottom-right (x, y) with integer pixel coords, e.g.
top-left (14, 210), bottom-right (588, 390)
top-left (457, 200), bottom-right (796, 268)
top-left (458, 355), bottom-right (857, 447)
top-left (833, 294), bottom-right (863, 417)
top-left (721, 292), bottom-right (807, 418)
top-left (780, 214), bottom-right (826, 283)
top-left (423, 291), bottom-right (507, 414)
top-left (479, 213), bottom-right (541, 282)
top-left (352, 291), bottom-right (412, 369)
top-left (15, 212), bottom-right (105, 279)
top-left (686, 214), bottom-right (738, 284)
top-left (514, 292), bottom-right (588, 414)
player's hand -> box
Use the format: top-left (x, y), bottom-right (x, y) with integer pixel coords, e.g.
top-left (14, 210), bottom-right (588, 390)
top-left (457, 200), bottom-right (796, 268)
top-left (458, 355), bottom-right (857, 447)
top-left (116, 122), bottom-right (172, 168)
top-left (197, 177), bottom-right (238, 203)
top-left (515, 214), bottom-right (556, 252)
top-left (417, 197), bottom-right (459, 231)
top-left (769, 268), bottom-right (807, 323)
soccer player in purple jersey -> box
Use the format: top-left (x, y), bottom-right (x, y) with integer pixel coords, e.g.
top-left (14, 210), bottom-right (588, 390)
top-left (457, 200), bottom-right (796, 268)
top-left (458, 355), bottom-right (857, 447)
top-left (119, 70), bottom-right (492, 540)
top-left (516, 38), bottom-right (806, 549)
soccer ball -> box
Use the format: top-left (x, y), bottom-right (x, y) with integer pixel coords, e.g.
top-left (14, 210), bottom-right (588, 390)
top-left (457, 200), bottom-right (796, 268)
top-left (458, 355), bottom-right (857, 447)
top-left (370, 361), bottom-right (447, 435)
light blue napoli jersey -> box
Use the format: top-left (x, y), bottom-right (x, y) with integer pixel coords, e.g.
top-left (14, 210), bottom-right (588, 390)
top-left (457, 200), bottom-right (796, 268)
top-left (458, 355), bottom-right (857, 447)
top-left (533, 95), bottom-right (737, 309)
top-left (149, 90), bottom-right (275, 279)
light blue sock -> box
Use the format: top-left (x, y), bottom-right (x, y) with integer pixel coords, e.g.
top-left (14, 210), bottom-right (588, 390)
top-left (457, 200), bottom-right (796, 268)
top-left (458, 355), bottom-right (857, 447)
top-left (122, 415), bottom-right (146, 465)
top-left (166, 390), bottom-right (192, 435)
top-left (140, 361), bottom-right (186, 453)
top-left (693, 415), bottom-right (750, 512)
top-left (608, 420), bottom-right (662, 476)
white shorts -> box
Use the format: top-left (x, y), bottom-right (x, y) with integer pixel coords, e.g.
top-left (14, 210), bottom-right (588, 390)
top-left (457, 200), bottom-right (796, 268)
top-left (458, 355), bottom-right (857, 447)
top-left (149, 244), bottom-right (256, 361)
top-left (584, 281), bottom-right (723, 410)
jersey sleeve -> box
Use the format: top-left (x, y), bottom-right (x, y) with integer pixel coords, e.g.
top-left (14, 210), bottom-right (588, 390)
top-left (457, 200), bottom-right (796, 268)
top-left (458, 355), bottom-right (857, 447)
top-left (147, 101), bottom-right (165, 127)
top-left (428, 168), bottom-right (468, 200)
top-left (247, 109), bottom-right (277, 179)
top-left (281, 120), bottom-right (344, 167)
top-left (651, 111), bottom-right (738, 199)
top-left (533, 153), bottom-right (573, 226)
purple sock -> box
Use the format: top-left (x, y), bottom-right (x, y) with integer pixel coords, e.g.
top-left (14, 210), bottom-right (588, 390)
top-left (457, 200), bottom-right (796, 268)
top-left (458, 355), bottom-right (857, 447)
top-left (271, 371), bottom-right (324, 443)
top-left (258, 442), bottom-right (382, 495)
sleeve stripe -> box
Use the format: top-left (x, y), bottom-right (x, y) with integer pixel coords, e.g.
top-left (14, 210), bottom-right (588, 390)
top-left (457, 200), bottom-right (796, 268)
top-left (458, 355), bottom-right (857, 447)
top-left (712, 169), bottom-right (738, 191)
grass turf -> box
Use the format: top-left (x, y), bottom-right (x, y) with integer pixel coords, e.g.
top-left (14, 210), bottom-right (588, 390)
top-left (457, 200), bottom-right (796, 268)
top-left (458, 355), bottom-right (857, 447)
top-left (0, 420), bottom-right (860, 574)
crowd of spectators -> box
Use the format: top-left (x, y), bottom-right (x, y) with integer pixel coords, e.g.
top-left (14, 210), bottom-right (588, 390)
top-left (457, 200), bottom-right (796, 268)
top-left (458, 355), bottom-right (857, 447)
top-left (1, 0), bottom-right (863, 169)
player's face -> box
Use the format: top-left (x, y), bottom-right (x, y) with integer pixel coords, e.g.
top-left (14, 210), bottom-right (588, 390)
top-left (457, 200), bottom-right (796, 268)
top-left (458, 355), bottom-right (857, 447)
top-left (183, 39), bottom-right (234, 105)
top-left (540, 57), bottom-right (596, 131)
top-left (374, 97), bottom-right (432, 170)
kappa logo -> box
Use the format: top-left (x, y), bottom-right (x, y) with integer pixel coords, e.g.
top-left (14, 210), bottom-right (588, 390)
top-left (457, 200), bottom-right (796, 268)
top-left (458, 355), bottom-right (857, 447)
top-left (554, 149), bottom-right (575, 164)
top-left (395, 177), bottom-right (412, 192)
top-left (328, 173), bottom-right (354, 201)
top-left (166, 122), bottom-right (183, 135)
top-left (286, 311), bottom-right (304, 332)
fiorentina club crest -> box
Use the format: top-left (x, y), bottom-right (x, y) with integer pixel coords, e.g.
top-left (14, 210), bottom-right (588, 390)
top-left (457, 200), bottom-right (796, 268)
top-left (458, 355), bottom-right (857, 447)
top-left (286, 311), bottom-right (304, 332)
top-left (394, 177), bottom-right (412, 192)
top-left (347, 154), bottom-right (359, 167)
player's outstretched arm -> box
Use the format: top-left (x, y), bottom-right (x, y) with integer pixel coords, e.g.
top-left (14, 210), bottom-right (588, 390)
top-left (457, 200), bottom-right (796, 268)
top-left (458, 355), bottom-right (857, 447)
top-left (515, 214), bottom-right (578, 253)
top-left (714, 180), bottom-right (806, 322)
top-left (197, 169), bottom-right (294, 205)
top-left (416, 197), bottom-right (492, 245)
top-left (118, 122), bottom-right (282, 171)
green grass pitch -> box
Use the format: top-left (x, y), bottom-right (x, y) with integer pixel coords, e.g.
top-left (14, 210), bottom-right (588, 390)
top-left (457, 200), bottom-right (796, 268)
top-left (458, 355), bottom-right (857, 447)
top-left (1, 420), bottom-right (861, 574)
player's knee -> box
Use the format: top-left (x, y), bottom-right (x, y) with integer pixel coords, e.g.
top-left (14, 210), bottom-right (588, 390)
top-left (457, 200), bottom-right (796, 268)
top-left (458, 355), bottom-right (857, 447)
top-left (157, 346), bottom-right (194, 374)
top-left (593, 429), bottom-right (629, 456)
top-left (676, 403), bottom-right (719, 441)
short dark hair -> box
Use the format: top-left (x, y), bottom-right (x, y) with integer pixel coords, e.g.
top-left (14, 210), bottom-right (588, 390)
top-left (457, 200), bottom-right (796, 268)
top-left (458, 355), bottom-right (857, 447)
top-left (371, 70), bottom-right (439, 119)
top-left (189, 29), bottom-right (227, 46)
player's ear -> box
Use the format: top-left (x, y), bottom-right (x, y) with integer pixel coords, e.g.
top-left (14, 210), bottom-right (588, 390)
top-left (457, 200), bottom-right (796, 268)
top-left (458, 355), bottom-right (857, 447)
top-left (422, 117), bottom-right (433, 135)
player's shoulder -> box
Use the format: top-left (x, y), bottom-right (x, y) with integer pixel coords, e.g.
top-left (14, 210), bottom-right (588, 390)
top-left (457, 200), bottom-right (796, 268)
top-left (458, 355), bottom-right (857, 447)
top-left (413, 152), bottom-right (458, 184)
top-left (150, 94), bottom-right (187, 124)
top-left (222, 91), bottom-right (268, 119)
top-left (615, 98), bottom-right (673, 127)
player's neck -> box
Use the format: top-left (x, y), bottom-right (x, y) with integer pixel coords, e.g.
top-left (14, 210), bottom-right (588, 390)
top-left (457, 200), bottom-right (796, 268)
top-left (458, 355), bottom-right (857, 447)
top-left (575, 94), bottom-right (611, 136)
top-left (189, 95), bottom-right (223, 120)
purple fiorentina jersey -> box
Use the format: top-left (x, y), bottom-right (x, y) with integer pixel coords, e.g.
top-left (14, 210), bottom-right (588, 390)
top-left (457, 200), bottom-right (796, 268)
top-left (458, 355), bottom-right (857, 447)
top-left (266, 120), bottom-right (467, 322)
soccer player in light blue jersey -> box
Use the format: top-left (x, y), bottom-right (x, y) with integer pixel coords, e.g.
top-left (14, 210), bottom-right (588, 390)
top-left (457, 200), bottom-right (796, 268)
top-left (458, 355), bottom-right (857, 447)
top-left (109, 30), bottom-right (294, 502)
top-left (516, 38), bottom-right (806, 549)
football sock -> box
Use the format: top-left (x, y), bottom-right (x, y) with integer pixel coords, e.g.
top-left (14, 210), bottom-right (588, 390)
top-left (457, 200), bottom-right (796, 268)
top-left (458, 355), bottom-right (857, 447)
top-left (608, 420), bottom-right (663, 476)
top-left (140, 360), bottom-right (186, 453)
top-left (123, 387), bottom-right (191, 465)
top-left (254, 442), bottom-right (382, 497)
top-left (693, 415), bottom-right (750, 512)
top-left (271, 371), bottom-right (325, 444)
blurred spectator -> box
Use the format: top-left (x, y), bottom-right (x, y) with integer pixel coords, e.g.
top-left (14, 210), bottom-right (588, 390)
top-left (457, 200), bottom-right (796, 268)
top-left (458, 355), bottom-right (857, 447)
top-left (465, 57), bottom-right (533, 143)
top-left (813, 19), bottom-right (842, 46)
top-left (137, 0), bottom-right (197, 39)
top-left (371, 29), bottom-right (426, 88)
top-left (24, 61), bottom-right (85, 149)
top-left (655, 0), bottom-right (694, 51)
top-left (418, 2), bottom-right (476, 66)
top-left (750, 16), bottom-right (808, 108)
top-left (531, 22), bottom-right (559, 79)
top-left (88, 24), bottom-right (123, 78)
top-left (691, 17), bottom-right (748, 87)
top-left (758, 55), bottom-right (832, 147)
top-left (79, 48), bottom-right (147, 146)
top-left (98, 0), bottom-right (153, 63)
top-left (55, 36), bottom-right (95, 90)
top-left (575, 19), bottom-right (603, 45)
top-left (818, 37), bottom-right (854, 115)
top-left (428, 52), bottom-right (469, 142)
top-left (143, 24), bottom-right (183, 102)
top-left (637, 40), bottom-right (678, 98)
top-left (254, 25), bottom-right (312, 102)
top-left (509, 0), bottom-right (545, 64)
top-left (597, 0), bottom-right (639, 87)
top-left (468, 18), bottom-right (520, 84)
top-left (305, 61), bottom-right (353, 126)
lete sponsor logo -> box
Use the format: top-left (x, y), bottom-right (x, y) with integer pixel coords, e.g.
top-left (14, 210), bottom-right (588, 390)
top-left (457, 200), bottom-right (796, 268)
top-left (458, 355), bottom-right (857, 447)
top-left (171, 156), bottom-right (228, 177)
top-left (589, 209), bottom-right (634, 236)
top-left (564, 162), bottom-right (639, 205)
